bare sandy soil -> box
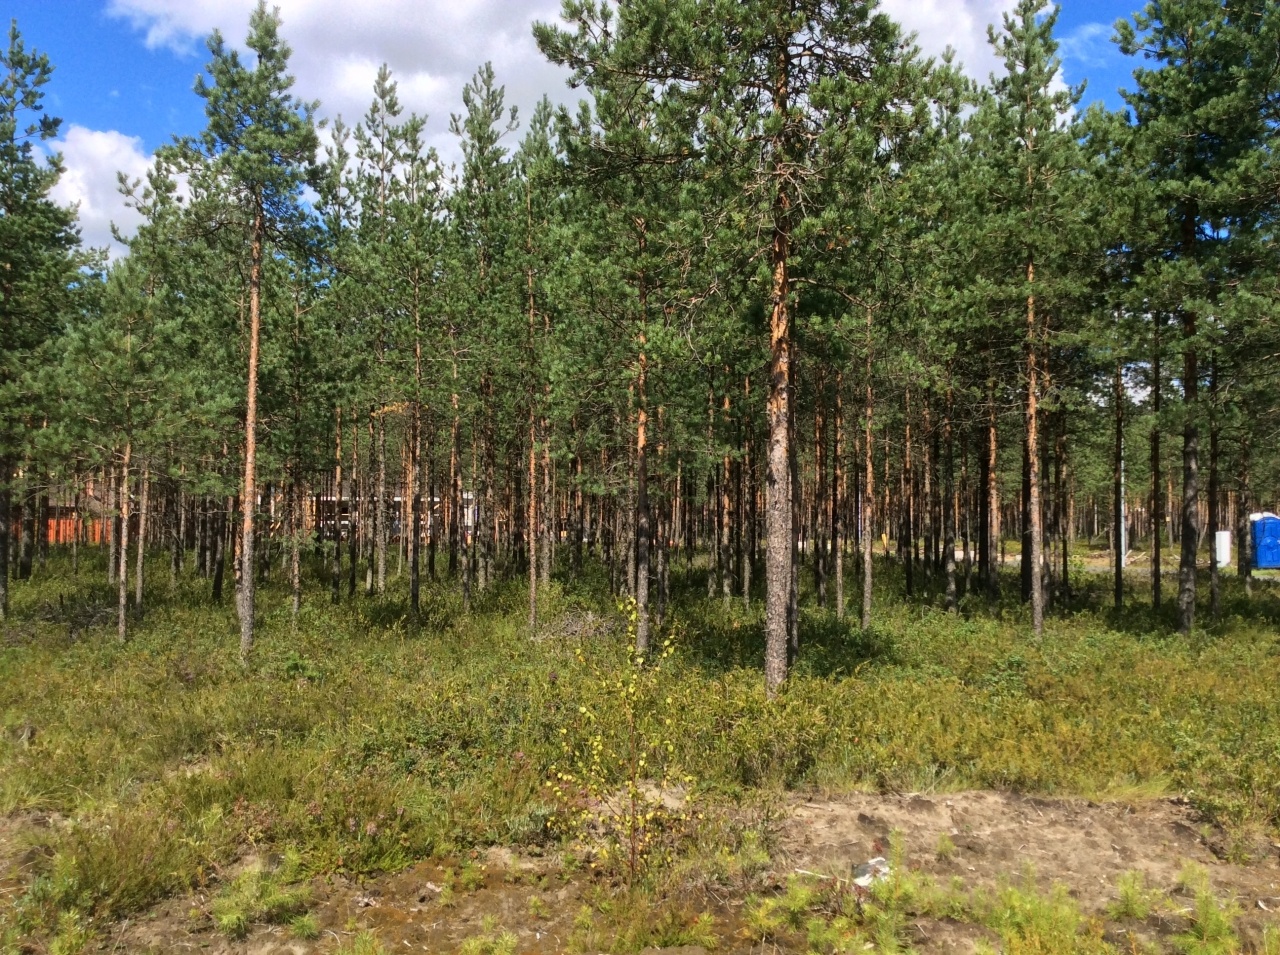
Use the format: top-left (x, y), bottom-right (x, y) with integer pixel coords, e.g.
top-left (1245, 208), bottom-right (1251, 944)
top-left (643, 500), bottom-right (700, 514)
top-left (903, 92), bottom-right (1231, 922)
top-left (5, 791), bottom-right (1279, 954)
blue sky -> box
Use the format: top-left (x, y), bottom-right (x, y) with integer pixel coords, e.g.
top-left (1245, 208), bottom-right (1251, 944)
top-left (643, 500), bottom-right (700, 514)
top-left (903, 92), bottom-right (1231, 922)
top-left (9, 0), bottom-right (1147, 253)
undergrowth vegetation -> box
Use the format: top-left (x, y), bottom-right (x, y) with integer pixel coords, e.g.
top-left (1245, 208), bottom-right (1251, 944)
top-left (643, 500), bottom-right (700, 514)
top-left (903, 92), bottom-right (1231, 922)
top-left (2, 552), bottom-right (1280, 951)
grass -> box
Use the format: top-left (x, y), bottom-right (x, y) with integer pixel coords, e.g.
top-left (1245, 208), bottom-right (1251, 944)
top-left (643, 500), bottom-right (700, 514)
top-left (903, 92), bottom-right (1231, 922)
top-left (2, 548), bottom-right (1280, 950)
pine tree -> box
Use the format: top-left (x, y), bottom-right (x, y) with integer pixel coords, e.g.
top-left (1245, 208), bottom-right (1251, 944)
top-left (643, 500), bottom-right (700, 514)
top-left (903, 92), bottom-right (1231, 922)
top-left (0, 20), bottom-right (83, 621)
top-left (165, 1), bottom-right (318, 657)
top-left (967, 0), bottom-right (1082, 637)
top-left (1117, 0), bottom-right (1279, 634)
top-left (538, 0), bottom-right (925, 693)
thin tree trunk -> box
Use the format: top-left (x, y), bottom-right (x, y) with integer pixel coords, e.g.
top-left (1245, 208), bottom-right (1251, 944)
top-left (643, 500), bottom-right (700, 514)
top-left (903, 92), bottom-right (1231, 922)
top-left (636, 343), bottom-right (651, 654)
top-left (1208, 356), bottom-right (1220, 622)
top-left (787, 353), bottom-right (800, 659)
top-left (1237, 435), bottom-right (1252, 596)
top-left (108, 468), bottom-right (118, 584)
top-left (987, 384), bottom-right (1000, 602)
top-left (723, 384), bottom-right (734, 606)
top-left (529, 408), bottom-right (538, 633)
top-left (237, 207), bottom-right (264, 660)
top-left (0, 459), bottom-right (10, 622)
top-left (1114, 361), bottom-right (1125, 612)
top-left (349, 418), bottom-right (359, 599)
top-left (17, 480), bottom-right (32, 580)
top-left (72, 485), bottom-right (81, 578)
top-left (834, 374), bottom-right (845, 619)
top-left (1178, 212), bottom-right (1200, 635)
top-left (332, 409), bottom-right (344, 603)
top-left (944, 385), bottom-right (957, 612)
top-left (449, 379), bottom-right (461, 578)
top-left (212, 501), bottom-right (226, 602)
top-left (1025, 262), bottom-right (1044, 636)
top-left (814, 378), bottom-right (827, 608)
top-left (904, 389), bottom-right (915, 599)
top-left (763, 52), bottom-right (794, 698)
top-left (1152, 314), bottom-right (1163, 611)
top-left (861, 310), bottom-right (874, 631)
top-left (290, 476), bottom-right (302, 621)
top-left (118, 448), bottom-right (132, 642)
top-left (135, 466), bottom-right (149, 614)
top-left (1056, 416), bottom-right (1069, 605)
top-left (376, 410), bottom-right (387, 595)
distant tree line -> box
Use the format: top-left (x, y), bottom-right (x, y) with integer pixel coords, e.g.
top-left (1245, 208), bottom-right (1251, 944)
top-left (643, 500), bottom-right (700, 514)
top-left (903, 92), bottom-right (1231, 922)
top-left (3, 0), bottom-right (1279, 692)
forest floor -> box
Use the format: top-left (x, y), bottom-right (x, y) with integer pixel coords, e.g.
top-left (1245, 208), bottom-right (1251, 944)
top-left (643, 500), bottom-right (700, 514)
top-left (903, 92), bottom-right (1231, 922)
top-left (6, 791), bottom-right (1275, 954)
top-left (3, 552), bottom-right (1280, 953)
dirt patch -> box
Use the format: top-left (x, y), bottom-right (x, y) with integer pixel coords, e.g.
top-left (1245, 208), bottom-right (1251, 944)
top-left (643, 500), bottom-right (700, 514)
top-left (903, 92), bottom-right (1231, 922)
top-left (779, 791), bottom-right (1280, 954)
top-left (781, 791), bottom-right (1280, 912)
top-left (13, 792), bottom-right (1280, 953)
top-left (118, 850), bottom-right (584, 955)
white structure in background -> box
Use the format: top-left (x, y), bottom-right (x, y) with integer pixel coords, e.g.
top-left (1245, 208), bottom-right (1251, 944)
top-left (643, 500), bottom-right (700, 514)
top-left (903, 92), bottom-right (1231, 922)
top-left (1215, 531), bottom-right (1231, 568)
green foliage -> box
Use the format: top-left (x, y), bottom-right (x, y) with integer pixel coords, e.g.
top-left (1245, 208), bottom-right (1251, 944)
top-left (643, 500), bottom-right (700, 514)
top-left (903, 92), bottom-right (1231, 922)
top-left (1172, 866), bottom-right (1242, 955)
top-left (459, 916), bottom-right (518, 955)
top-left (935, 832), bottom-right (957, 862)
top-left (3, 556), bottom-right (1280, 949)
top-left (209, 860), bottom-right (309, 938)
top-left (551, 599), bottom-right (698, 885)
top-left (335, 930), bottom-right (390, 955)
top-left (982, 880), bottom-right (1112, 955)
top-left (569, 891), bottom-right (719, 955)
top-left (1107, 870), bottom-right (1164, 921)
top-left (289, 912), bottom-right (319, 940)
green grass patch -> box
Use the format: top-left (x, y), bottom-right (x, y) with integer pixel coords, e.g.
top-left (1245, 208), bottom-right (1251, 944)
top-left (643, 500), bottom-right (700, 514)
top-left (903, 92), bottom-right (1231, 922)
top-left (2, 552), bottom-right (1279, 949)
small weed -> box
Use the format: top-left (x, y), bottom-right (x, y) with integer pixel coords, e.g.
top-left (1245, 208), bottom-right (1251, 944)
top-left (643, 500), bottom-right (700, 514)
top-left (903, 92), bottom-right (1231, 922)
top-left (209, 865), bottom-right (309, 939)
top-left (280, 650), bottom-right (322, 682)
top-left (569, 889), bottom-right (719, 954)
top-left (1108, 870), bottom-right (1161, 921)
top-left (1177, 862), bottom-right (1212, 896)
top-left (1261, 925), bottom-right (1280, 955)
top-left (459, 916), bottom-right (518, 955)
top-left (980, 880), bottom-right (1114, 955)
top-left (458, 860), bottom-right (487, 892)
top-left (290, 912), bottom-right (320, 940)
top-left (47, 910), bottom-right (92, 955)
top-left (1172, 884), bottom-right (1241, 955)
top-left (744, 876), bottom-right (821, 940)
top-left (335, 930), bottom-right (390, 955)
top-left (935, 832), bottom-right (957, 862)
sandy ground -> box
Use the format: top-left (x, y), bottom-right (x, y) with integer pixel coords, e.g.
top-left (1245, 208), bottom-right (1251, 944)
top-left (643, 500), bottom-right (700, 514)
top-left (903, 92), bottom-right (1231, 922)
top-left (5, 791), bottom-right (1259, 954)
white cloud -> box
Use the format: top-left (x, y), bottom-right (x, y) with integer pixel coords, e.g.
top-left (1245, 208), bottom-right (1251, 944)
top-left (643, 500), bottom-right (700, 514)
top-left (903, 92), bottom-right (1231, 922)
top-left (86, 0), bottom-right (1029, 253)
top-left (49, 125), bottom-right (153, 259)
top-left (1059, 22), bottom-right (1112, 69)
top-left (105, 0), bottom-right (1024, 168)
top-left (106, 0), bottom-right (574, 172)
top-left (881, 0), bottom-right (1017, 81)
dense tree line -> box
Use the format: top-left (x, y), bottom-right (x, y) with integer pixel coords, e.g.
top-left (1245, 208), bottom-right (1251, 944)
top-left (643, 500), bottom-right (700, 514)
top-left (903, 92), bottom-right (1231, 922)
top-left (4, 0), bottom-right (1280, 692)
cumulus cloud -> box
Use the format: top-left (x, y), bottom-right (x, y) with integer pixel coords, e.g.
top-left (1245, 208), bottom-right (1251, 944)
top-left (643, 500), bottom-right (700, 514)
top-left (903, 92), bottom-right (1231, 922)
top-left (882, 0), bottom-right (1016, 80)
top-left (49, 125), bottom-right (153, 259)
top-left (106, 0), bottom-right (1024, 162)
top-left (106, 0), bottom-right (573, 168)
top-left (91, 0), bottom-right (1027, 251)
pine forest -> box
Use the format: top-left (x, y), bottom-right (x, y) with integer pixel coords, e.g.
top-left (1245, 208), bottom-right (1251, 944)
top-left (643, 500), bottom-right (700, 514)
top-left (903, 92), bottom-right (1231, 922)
top-left (4, 1), bottom-right (1280, 952)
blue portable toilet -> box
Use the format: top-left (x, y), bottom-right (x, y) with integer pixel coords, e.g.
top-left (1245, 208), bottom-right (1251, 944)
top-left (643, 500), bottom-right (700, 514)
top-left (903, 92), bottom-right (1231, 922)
top-left (1252, 513), bottom-right (1280, 570)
